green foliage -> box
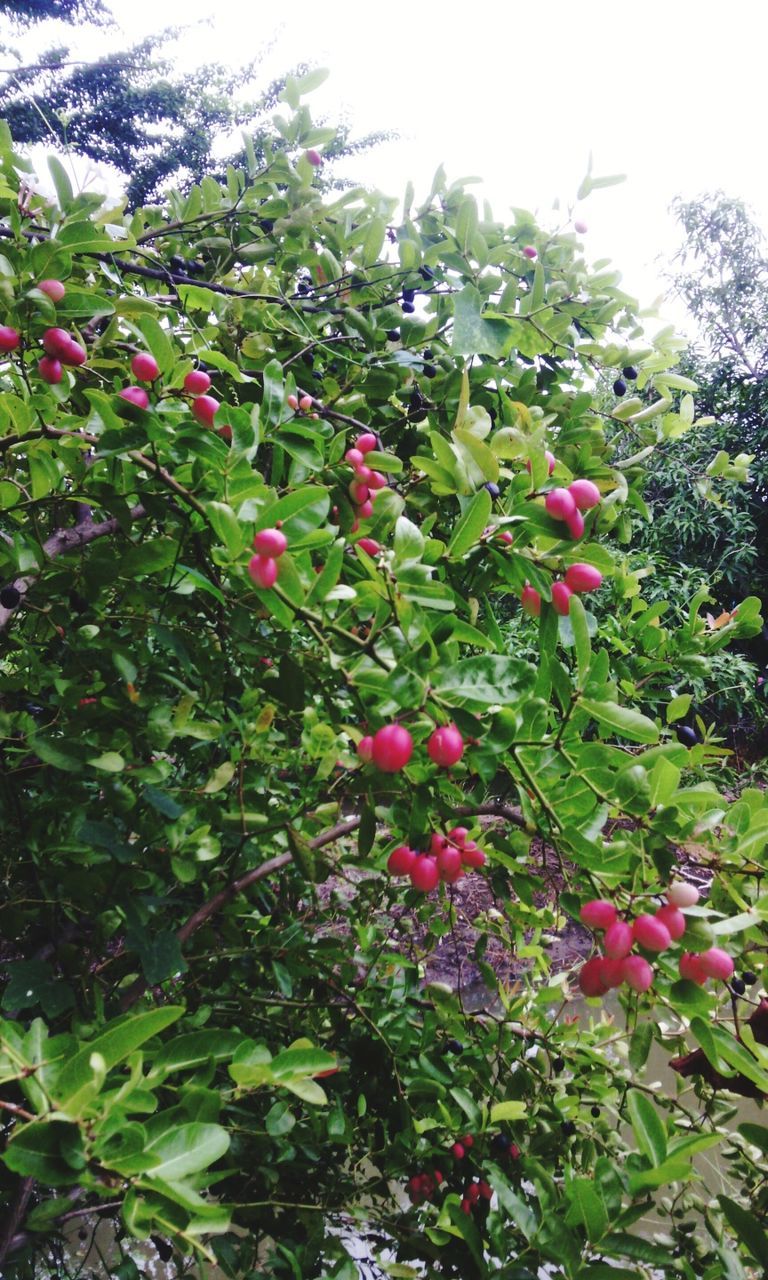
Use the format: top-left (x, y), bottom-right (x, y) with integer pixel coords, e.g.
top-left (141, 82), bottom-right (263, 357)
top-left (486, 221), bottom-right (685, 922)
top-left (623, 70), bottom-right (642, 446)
top-left (0, 91), bottom-right (766, 1280)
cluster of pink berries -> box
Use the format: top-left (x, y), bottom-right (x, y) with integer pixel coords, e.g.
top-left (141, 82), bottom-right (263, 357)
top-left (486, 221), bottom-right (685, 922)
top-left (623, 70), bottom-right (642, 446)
top-left (248, 526), bottom-right (287, 590)
top-left (544, 477), bottom-right (601, 540)
top-left (521, 561), bottom-right (603, 619)
top-left (286, 392), bottom-right (314, 414)
top-left (357, 722), bottom-right (465, 773)
top-left (344, 432), bottom-right (387, 529)
top-left (387, 828), bottom-right (486, 892)
top-left (578, 880), bottom-right (734, 996)
top-left (407, 1168), bottom-right (444, 1206)
top-left (38, 326), bottom-right (87, 383)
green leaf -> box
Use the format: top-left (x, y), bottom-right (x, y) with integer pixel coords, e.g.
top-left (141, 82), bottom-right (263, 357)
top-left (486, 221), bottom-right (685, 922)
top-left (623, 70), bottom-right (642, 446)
top-left (55, 1008), bottom-right (183, 1112)
top-left (121, 538), bottom-right (179, 577)
top-left (137, 315), bottom-right (174, 372)
top-left (447, 489), bottom-right (491, 557)
top-left (666, 693), bottom-right (692, 723)
top-left (568, 1177), bottom-right (608, 1243)
top-left (626, 1089), bottom-right (666, 1166)
top-left (143, 1122), bottom-right (230, 1181)
top-left (206, 502), bottom-right (245, 558)
top-left (579, 698), bottom-right (659, 744)
top-left (569, 594), bottom-right (591, 681)
top-left (490, 1100), bottom-right (527, 1122)
top-left (434, 656), bottom-right (536, 709)
top-left (254, 486), bottom-right (330, 548)
top-left (87, 751), bottom-right (125, 773)
top-left (628, 1022), bottom-right (653, 1072)
top-left (452, 284), bottom-right (513, 357)
top-left (48, 156), bottom-right (74, 209)
top-left (718, 1196), bottom-right (768, 1268)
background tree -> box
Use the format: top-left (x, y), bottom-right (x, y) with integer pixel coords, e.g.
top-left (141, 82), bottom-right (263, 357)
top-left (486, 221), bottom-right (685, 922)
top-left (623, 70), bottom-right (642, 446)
top-left (0, 86), bottom-right (767, 1280)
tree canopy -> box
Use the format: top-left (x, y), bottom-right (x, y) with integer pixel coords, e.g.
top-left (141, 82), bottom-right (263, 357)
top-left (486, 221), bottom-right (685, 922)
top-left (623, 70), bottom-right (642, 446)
top-left (0, 83), bottom-right (767, 1280)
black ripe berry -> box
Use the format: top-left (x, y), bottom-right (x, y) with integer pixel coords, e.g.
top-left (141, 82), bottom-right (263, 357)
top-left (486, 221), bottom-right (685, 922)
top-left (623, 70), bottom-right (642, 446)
top-left (742, 970), bottom-right (758, 986)
top-left (490, 1133), bottom-right (510, 1153)
top-left (484, 482), bottom-right (500, 498)
top-left (445, 1038), bottom-right (463, 1054)
top-left (590, 1105), bottom-right (601, 1118)
top-left (622, 365), bottom-right (638, 380)
top-left (402, 301), bottom-right (415, 314)
top-left (561, 1121), bottom-right (576, 1137)
top-left (312, 370), bottom-right (323, 381)
top-left (0, 585), bottom-right (21, 609)
top-left (731, 977), bottom-right (746, 995)
top-left (422, 364), bottom-right (437, 378)
top-left (419, 265), bottom-right (434, 280)
top-left (386, 330), bottom-right (400, 341)
top-left (423, 349), bottom-right (434, 359)
top-left (402, 288), bottom-right (416, 303)
top-left (613, 378), bottom-right (627, 397)
top-left (552, 1056), bottom-right (565, 1073)
top-left (676, 725), bottom-right (699, 748)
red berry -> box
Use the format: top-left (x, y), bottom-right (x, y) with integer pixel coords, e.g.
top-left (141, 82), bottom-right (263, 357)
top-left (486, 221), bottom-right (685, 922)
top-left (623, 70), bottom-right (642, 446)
top-left (410, 856), bottom-right (439, 892)
top-left (430, 833), bottom-right (449, 854)
top-left (523, 245), bottom-right (537, 259)
top-left (604, 920), bottom-right (633, 959)
top-left (349, 480), bottom-right (369, 504)
top-left (679, 952), bottom-right (709, 984)
top-left (460, 843), bottom-right (486, 869)
top-left (497, 530), bottom-right (514, 545)
top-left (192, 395), bottom-right (220, 427)
top-left (447, 827), bottom-right (469, 845)
top-left (460, 1198), bottom-right (472, 1214)
top-left (306, 148), bottom-right (322, 166)
top-left (357, 537), bottom-right (381, 556)
top-left (461, 1134), bottom-right (474, 1148)
top-left (387, 845), bottom-right (416, 876)
top-left (545, 487), bottom-right (577, 521)
top-left (451, 1142), bottom-right (465, 1160)
top-left (38, 278), bottom-right (66, 302)
top-left (698, 947), bottom-right (734, 980)
top-left (579, 956), bottom-right (609, 997)
top-left (467, 1183), bottom-right (480, 1203)
top-left (356, 433), bottom-right (377, 454)
top-left (367, 471), bottom-right (386, 490)
top-left (566, 509), bottom-right (585, 539)
top-left (357, 735), bottom-right (374, 763)
top-left (253, 528), bottom-right (288, 558)
top-left (118, 386), bottom-right (150, 409)
top-left (509, 1143), bottom-right (521, 1159)
top-left (427, 723), bottom-right (464, 767)
top-left (521, 585), bottom-right (541, 617)
top-left (667, 881), bottom-right (699, 908)
top-left (632, 914), bottom-right (672, 953)
top-left (564, 563), bottom-right (602, 593)
top-left (654, 905), bottom-right (686, 941)
top-left (131, 352), bottom-right (160, 381)
top-left (38, 356), bottom-right (62, 384)
top-left (478, 1181), bottom-right (492, 1200)
top-left (218, 424), bottom-right (232, 442)
top-left (622, 955), bottom-right (654, 992)
top-left (580, 899), bottom-right (617, 930)
top-left (568, 479), bottom-right (601, 511)
top-left (437, 846), bottom-right (463, 880)
top-left (601, 957), bottom-right (626, 988)
top-left (371, 724), bottom-right (413, 772)
top-left (0, 326), bottom-right (21, 352)
top-left (433, 1170), bottom-right (444, 1185)
top-left (42, 327), bottom-right (72, 358)
top-left (248, 555), bottom-right (278, 589)
top-left (345, 448), bottom-right (364, 468)
top-left (184, 369), bottom-right (211, 394)
top-left (356, 465), bottom-right (373, 483)
top-left (357, 499), bottom-right (374, 519)
top-left (551, 582), bottom-right (572, 616)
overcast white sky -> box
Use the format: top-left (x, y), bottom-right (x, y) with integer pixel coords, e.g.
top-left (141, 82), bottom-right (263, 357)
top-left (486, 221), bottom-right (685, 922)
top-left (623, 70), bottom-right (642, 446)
top-left (8, 0), bottom-right (768, 340)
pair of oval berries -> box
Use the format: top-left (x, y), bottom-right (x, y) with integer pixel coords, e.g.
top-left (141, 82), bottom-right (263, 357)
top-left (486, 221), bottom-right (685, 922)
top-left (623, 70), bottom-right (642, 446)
top-left (521, 561), bottom-right (603, 618)
top-left (248, 527), bottom-right (288, 590)
top-left (358, 722), bottom-right (464, 771)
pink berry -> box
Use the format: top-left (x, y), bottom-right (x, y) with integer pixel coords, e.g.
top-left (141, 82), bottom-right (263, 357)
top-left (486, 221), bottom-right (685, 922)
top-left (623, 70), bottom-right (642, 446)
top-left (603, 920), bottom-right (633, 959)
top-left (0, 326), bottom-right (20, 352)
top-left (218, 425), bottom-right (232, 443)
top-left (184, 369), bottom-right (211, 394)
top-left (451, 1142), bottom-right (465, 1160)
top-left (545, 487), bottom-right (577, 521)
top-left (447, 827), bottom-right (469, 845)
top-left (356, 465), bottom-right (372, 483)
top-left (633, 914), bottom-right (672, 953)
top-left (523, 245), bottom-right (537, 259)
top-left (551, 582), bottom-right (572, 616)
top-left (654, 905), bottom-right (686, 941)
top-left (622, 955), bottom-right (654, 993)
top-left (192, 395), bottom-right (220, 427)
top-left (698, 947), bottom-right (735, 980)
top-left (460, 1198), bottom-right (471, 1214)
top-left (131, 352), bottom-right (160, 381)
top-left (306, 148), bottom-right (322, 166)
top-left (601, 957), bottom-right (626, 988)
top-left (371, 724), bottom-right (413, 772)
top-left (356, 433), bottom-right (377, 454)
top-left (568, 479), bottom-right (601, 511)
top-left (580, 899), bottom-right (617, 930)
top-left (299, 394), bottom-right (313, 411)
top-left (38, 278), bottom-right (66, 302)
top-left (387, 845), bottom-right (416, 876)
top-left (42, 327), bottom-right (72, 358)
top-left (574, 220), bottom-right (588, 234)
top-left (357, 735), bottom-right (374, 763)
top-left (430, 833), bottom-right (449, 855)
top-left (427, 723), bottom-right (464, 767)
top-left (579, 956), bottom-right (610, 997)
top-left (478, 1181), bottom-right (492, 1200)
top-left (286, 393), bottom-right (299, 411)
top-left (679, 952), bottom-right (709, 985)
top-left (437, 845), bottom-right (463, 880)
top-left (564, 563), bottom-right (602, 593)
top-left (345, 448), bottom-right (364, 468)
top-left (349, 480), bottom-right (369, 504)
top-left (460, 843), bottom-right (486, 869)
top-left (357, 500), bottom-right (374, 519)
top-left (667, 881), bottom-right (700, 908)
top-left (521, 585), bottom-right (541, 617)
top-left (38, 356), bottom-right (62, 384)
top-left (248, 555), bottom-right (278, 589)
top-left (357, 537), bottom-right (381, 556)
top-left (410, 856), bottom-right (440, 893)
top-left (118, 386), bottom-right (150, 408)
top-left (253, 528), bottom-right (288, 558)
top-left (566, 509), bottom-right (585, 540)
top-left (367, 471), bottom-right (386, 490)
top-left (467, 1183), bottom-right (480, 1203)
top-left (527, 450), bottom-right (557, 475)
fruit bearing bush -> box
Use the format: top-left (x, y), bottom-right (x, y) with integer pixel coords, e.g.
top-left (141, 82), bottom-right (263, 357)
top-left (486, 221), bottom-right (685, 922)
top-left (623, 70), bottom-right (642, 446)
top-left (0, 82), bottom-right (767, 1279)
